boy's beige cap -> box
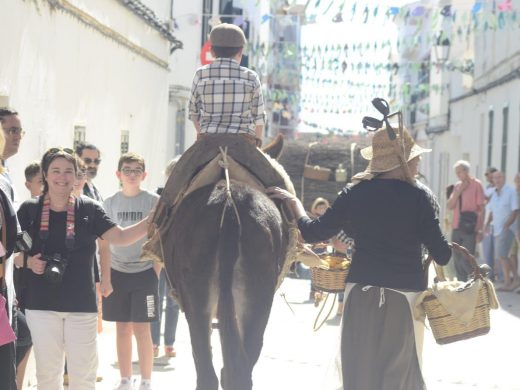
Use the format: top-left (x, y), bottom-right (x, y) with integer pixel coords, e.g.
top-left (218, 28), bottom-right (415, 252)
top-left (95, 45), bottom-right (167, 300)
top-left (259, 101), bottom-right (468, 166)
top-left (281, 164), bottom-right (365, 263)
top-left (210, 23), bottom-right (246, 47)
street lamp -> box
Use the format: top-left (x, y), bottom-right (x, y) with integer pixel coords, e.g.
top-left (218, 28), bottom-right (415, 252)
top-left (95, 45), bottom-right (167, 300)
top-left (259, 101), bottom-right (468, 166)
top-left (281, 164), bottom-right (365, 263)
top-left (433, 35), bottom-right (474, 74)
top-left (434, 36), bottom-right (451, 65)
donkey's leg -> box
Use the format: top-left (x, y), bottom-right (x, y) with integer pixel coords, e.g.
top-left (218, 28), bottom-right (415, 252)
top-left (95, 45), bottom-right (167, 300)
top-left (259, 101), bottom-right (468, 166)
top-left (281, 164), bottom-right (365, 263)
top-left (184, 299), bottom-right (218, 390)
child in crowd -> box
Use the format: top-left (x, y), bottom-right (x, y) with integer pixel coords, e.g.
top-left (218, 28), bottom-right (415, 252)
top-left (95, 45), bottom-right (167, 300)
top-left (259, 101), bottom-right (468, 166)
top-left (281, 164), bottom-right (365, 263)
top-left (24, 161), bottom-right (42, 198)
top-left (99, 153), bottom-right (161, 390)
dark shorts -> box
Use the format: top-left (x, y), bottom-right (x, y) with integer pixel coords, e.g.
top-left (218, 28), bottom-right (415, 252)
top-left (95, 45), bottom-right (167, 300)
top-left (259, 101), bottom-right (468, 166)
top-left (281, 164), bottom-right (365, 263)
top-left (102, 268), bottom-right (159, 323)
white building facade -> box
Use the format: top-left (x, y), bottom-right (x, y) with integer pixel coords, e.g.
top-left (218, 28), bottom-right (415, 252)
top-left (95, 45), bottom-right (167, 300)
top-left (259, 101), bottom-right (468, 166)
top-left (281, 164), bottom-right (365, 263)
top-left (0, 0), bottom-right (179, 196)
top-left (396, 0), bottom-right (520, 221)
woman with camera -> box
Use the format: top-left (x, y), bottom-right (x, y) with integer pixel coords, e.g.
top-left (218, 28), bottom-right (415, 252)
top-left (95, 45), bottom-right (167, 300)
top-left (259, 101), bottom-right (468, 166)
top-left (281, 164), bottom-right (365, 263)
top-left (17, 148), bottom-right (152, 390)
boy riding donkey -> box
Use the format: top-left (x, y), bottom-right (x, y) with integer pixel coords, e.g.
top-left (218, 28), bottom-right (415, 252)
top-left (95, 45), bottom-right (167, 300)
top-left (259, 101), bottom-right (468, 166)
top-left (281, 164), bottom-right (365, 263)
top-left (143, 23), bottom-right (305, 295)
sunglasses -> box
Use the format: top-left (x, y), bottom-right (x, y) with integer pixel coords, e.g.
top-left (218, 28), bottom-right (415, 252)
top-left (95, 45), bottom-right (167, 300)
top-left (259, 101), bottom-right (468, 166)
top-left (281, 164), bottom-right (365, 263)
top-left (4, 127), bottom-right (25, 137)
top-left (47, 147), bottom-right (74, 155)
top-left (83, 157), bottom-right (102, 165)
top-left (121, 168), bottom-right (144, 176)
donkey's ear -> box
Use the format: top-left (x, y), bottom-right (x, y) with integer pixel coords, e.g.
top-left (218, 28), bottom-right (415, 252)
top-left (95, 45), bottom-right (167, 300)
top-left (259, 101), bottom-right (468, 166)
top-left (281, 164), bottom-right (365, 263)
top-left (262, 134), bottom-right (284, 160)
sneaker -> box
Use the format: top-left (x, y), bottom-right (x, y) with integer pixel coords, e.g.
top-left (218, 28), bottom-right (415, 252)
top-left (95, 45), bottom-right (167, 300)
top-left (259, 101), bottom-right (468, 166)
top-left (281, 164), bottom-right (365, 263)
top-left (138, 382), bottom-right (153, 390)
top-left (153, 345), bottom-right (159, 358)
top-left (165, 345), bottom-right (176, 358)
top-left (114, 378), bottom-right (135, 390)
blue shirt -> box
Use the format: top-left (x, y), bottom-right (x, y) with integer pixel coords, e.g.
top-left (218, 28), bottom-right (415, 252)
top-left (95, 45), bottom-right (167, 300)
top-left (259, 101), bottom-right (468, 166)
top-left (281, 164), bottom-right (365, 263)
top-left (488, 184), bottom-right (519, 236)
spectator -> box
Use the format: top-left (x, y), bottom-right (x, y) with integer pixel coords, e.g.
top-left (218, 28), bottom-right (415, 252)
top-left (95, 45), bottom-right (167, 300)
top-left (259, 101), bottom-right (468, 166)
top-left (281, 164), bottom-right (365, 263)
top-left (152, 157), bottom-right (180, 359)
top-left (482, 167), bottom-right (498, 279)
top-left (24, 161), bottom-right (43, 198)
top-left (447, 160), bottom-right (485, 281)
top-left (1, 107), bottom-right (33, 389)
top-left (0, 107), bottom-right (23, 207)
top-left (0, 126), bottom-right (19, 390)
top-left (75, 142), bottom-right (103, 202)
top-left (72, 158), bottom-right (88, 198)
top-left (100, 153), bottom-right (160, 390)
top-left (508, 173), bottom-right (520, 292)
top-left (17, 147), bottom-right (151, 390)
top-left (486, 171), bottom-right (519, 291)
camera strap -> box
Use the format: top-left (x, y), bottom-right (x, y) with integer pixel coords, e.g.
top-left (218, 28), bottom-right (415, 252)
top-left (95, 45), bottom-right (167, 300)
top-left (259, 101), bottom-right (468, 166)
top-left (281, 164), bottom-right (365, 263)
top-left (39, 194), bottom-right (76, 250)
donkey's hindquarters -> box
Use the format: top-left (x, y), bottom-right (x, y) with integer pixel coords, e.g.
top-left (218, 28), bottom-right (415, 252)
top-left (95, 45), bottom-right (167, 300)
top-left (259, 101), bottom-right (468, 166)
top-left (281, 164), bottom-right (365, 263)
top-left (166, 181), bottom-right (289, 390)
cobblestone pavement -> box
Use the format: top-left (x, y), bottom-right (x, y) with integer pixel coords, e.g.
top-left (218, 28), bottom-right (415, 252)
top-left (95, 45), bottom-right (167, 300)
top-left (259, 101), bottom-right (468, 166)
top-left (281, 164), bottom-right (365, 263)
top-left (24, 277), bottom-right (520, 389)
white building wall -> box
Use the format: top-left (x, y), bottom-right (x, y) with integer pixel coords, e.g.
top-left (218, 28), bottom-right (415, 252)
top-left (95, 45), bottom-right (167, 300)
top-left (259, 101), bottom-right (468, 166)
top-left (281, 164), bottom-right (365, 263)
top-left (0, 0), bottom-right (171, 196)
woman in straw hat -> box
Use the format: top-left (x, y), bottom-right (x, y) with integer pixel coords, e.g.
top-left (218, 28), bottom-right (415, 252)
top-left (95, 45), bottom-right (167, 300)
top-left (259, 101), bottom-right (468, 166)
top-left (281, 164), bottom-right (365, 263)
top-left (268, 124), bottom-right (452, 389)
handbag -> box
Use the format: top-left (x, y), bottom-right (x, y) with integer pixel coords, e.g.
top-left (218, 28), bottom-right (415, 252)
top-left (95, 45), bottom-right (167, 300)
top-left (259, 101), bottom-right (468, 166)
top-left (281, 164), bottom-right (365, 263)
top-left (458, 191), bottom-right (477, 234)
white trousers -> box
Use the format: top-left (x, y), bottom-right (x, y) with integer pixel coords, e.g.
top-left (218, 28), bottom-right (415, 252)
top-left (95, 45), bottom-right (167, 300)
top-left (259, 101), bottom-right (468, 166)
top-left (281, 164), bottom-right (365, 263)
top-left (26, 310), bottom-right (98, 390)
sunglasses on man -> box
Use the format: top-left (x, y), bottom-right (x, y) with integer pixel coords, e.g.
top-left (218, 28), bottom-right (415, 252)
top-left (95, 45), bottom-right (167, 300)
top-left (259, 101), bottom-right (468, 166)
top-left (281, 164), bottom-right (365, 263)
top-left (83, 157), bottom-right (102, 165)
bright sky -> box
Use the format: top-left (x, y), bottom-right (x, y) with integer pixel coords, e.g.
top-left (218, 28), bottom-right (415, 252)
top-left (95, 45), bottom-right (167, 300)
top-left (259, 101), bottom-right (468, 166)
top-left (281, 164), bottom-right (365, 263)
top-left (298, 0), bottom-right (415, 134)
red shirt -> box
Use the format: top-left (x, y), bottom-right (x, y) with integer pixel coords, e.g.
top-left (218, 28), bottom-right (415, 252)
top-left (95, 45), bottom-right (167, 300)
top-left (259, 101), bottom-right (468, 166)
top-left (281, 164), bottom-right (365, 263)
top-left (452, 178), bottom-right (485, 229)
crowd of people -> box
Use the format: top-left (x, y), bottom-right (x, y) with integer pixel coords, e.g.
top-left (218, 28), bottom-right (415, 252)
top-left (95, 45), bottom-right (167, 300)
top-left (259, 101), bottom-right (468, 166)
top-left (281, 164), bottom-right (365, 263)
top-left (0, 108), bottom-right (180, 390)
top-left (445, 161), bottom-right (520, 290)
top-left (1, 21), bottom-right (518, 390)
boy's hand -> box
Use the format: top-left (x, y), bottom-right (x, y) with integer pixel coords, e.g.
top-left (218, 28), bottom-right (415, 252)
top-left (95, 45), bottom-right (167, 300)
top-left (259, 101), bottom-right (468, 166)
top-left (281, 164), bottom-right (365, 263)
top-left (100, 279), bottom-right (113, 298)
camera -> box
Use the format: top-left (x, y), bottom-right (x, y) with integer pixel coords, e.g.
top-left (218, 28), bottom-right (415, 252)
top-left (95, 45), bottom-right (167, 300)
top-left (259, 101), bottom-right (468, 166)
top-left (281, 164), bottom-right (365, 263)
top-left (15, 231), bottom-right (32, 253)
top-left (42, 253), bottom-right (68, 284)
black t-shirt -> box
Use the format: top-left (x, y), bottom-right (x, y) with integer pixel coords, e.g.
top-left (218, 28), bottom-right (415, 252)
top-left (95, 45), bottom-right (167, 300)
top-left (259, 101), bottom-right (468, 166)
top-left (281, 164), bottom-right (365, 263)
top-left (298, 179), bottom-right (452, 291)
top-left (17, 196), bottom-right (116, 313)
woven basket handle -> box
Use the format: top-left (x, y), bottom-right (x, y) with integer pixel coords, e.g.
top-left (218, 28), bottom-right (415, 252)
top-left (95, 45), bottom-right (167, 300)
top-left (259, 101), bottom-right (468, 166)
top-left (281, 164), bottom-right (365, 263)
top-left (424, 242), bottom-right (482, 283)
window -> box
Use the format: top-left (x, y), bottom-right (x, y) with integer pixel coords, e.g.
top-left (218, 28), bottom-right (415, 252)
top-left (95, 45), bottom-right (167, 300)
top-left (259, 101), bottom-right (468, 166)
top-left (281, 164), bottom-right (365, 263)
top-left (73, 126), bottom-right (86, 149)
top-left (501, 106), bottom-right (508, 173)
top-left (487, 110), bottom-right (494, 168)
top-left (120, 130), bottom-right (129, 154)
top-left (201, 0), bottom-right (213, 47)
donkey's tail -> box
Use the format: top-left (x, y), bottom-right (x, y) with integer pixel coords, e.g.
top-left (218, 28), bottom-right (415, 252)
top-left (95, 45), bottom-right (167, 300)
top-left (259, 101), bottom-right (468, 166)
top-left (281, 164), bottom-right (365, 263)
top-left (216, 193), bottom-right (251, 390)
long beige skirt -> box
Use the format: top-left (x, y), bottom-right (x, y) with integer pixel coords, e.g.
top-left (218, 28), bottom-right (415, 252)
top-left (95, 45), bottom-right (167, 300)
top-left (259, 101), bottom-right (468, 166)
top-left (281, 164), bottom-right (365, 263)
top-left (340, 283), bottom-right (426, 390)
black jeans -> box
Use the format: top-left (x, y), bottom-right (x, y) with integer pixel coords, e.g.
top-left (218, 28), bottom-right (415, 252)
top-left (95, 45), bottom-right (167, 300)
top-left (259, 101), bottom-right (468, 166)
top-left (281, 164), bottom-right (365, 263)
top-left (451, 228), bottom-right (477, 281)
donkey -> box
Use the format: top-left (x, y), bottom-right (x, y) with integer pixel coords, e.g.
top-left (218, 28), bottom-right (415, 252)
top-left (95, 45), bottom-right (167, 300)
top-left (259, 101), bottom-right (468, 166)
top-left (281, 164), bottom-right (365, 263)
top-left (164, 139), bottom-right (291, 390)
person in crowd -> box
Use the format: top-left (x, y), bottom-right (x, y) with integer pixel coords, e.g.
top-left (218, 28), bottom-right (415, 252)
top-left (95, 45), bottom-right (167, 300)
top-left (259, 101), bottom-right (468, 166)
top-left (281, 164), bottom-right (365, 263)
top-left (509, 173), bottom-right (520, 293)
top-left (482, 167), bottom-right (498, 279)
top-left (0, 126), bottom-right (19, 390)
top-left (75, 142), bottom-right (103, 202)
top-left (189, 23), bottom-right (265, 146)
top-left (75, 141), bottom-right (104, 356)
top-left (268, 125), bottom-right (451, 390)
top-left (24, 161), bottom-right (43, 198)
top-left (2, 107), bottom-right (33, 389)
top-left (486, 170), bottom-right (519, 291)
top-left (16, 148), bottom-right (152, 390)
top-left (447, 160), bottom-right (485, 281)
top-left (100, 153), bottom-right (160, 390)
top-left (0, 107), bottom-right (24, 207)
top-left (72, 158), bottom-right (88, 198)
top-left (152, 157), bottom-right (180, 359)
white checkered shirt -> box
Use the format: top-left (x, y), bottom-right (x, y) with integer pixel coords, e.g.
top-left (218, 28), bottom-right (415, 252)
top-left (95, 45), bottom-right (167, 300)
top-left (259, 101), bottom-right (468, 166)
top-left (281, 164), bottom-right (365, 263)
top-left (189, 58), bottom-right (266, 136)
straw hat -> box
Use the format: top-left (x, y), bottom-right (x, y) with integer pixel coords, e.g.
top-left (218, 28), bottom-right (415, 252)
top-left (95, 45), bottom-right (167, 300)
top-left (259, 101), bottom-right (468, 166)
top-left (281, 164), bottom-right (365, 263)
top-left (210, 23), bottom-right (247, 48)
top-left (360, 126), bottom-right (431, 174)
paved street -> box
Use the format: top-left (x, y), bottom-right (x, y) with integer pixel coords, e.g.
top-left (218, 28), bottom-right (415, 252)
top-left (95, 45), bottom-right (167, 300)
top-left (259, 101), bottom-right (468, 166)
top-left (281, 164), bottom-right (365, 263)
top-left (23, 276), bottom-right (520, 389)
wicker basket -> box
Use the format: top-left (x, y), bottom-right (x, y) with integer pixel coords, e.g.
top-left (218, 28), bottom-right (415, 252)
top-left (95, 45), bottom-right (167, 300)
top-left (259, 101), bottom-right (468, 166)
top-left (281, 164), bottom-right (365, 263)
top-left (423, 244), bottom-right (491, 345)
top-left (311, 255), bottom-right (350, 293)
top-left (303, 164), bottom-right (331, 181)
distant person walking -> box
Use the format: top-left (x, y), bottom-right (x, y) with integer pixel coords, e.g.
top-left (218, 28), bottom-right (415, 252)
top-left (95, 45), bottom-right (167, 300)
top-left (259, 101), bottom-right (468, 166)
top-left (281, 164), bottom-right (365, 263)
top-left (447, 160), bottom-right (485, 281)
